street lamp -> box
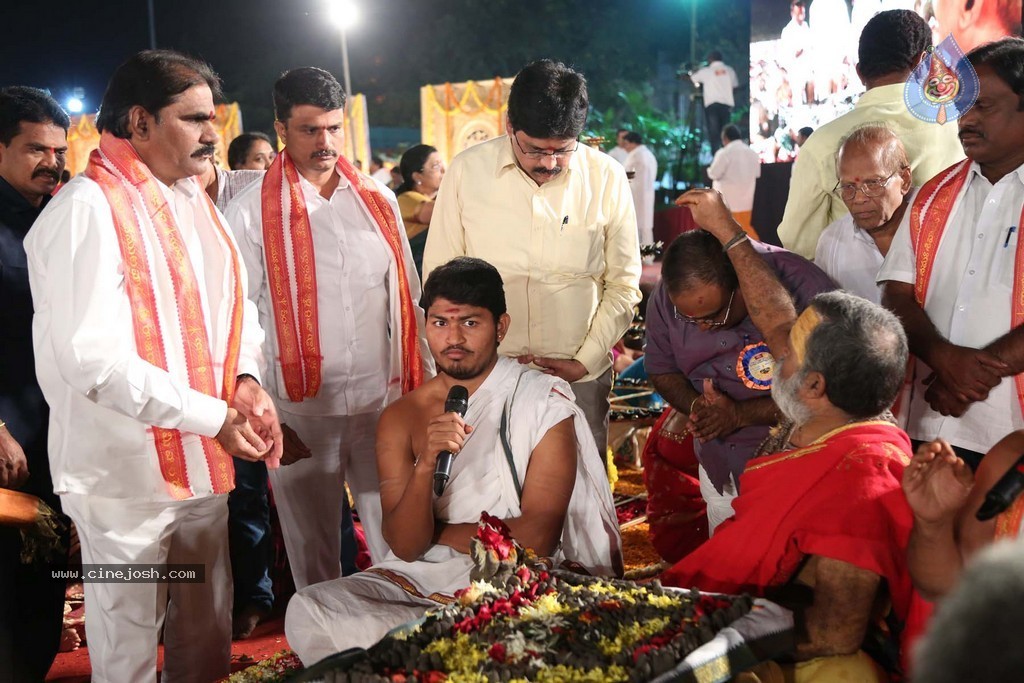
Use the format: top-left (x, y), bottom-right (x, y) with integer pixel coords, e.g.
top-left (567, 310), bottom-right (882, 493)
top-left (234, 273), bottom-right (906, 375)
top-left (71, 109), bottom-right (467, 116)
top-left (327, 0), bottom-right (358, 98)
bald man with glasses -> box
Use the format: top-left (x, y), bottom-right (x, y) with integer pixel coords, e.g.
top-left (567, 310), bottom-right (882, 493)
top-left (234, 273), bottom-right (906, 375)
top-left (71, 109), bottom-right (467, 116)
top-left (424, 60), bottom-right (641, 465)
top-left (644, 228), bottom-right (834, 530)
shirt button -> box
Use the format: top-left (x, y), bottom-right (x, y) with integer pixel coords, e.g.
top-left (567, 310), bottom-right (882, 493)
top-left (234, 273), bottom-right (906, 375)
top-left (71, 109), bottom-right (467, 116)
top-left (969, 269), bottom-right (975, 275)
top-left (959, 305), bottom-right (966, 311)
top-left (720, 340), bottom-right (727, 347)
top-left (979, 233), bottom-right (985, 239)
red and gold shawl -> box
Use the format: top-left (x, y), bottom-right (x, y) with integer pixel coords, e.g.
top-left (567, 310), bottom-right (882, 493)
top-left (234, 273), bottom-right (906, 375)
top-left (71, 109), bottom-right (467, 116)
top-left (85, 133), bottom-right (243, 499)
top-left (260, 150), bottom-right (424, 402)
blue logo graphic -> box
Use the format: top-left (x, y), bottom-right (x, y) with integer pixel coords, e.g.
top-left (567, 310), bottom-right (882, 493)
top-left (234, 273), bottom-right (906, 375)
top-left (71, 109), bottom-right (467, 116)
top-left (904, 35), bottom-right (980, 125)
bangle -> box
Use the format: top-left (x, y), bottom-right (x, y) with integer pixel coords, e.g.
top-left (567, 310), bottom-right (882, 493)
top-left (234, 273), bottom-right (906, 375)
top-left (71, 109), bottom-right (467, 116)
top-left (689, 396), bottom-right (701, 414)
top-left (0, 420), bottom-right (5, 430)
top-left (722, 232), bottom-right (748, 252)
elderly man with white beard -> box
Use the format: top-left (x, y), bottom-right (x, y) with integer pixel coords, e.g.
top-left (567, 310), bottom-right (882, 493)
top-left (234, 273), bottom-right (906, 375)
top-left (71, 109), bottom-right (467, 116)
top-left (660, 189), bottom-right (922, 680)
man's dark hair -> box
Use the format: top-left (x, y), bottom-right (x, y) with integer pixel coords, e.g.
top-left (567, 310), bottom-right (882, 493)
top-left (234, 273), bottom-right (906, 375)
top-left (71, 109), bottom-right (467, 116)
top-left (617, 128), bottom-right (629, 135)
top-left (507, 60), bottom-right (588, 139)
top-left (722, 124), bottom-right (742, 142)
top-left (0, 87), bottom-right (70, 146)
top-left (273, 67), bottom-right (346, 123)
top-left (623, 131), bottom-right (643, 145)
top-left (371, 155), bottom-right (383, 167)
top-left (707, 50), bottom-right (724, 62)
top-left (802, 291), bottom-right (908, 418)
top-left (798, 126), bottom-right (814, 138)
top-left (857, 10), bottom-right (931, 82)
top-left (661, 230), bottom-right (738, 296)
top-left (96, 50), bottom-right (222, 139)
top-left (422, 257), bottom-right (507, 323)
top-left (966, 37), bottom-right (1024, 111)
top-left (227, 131), bottom-right (273, 170)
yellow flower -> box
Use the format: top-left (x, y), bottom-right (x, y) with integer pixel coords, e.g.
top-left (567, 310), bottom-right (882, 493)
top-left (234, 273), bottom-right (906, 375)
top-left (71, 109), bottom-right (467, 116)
top-left (597, 617), bottom-right (670, 656)
top-left (534, 664), bottom-right (629, 682)
top-left (425, 632), bottom-right (488, 674)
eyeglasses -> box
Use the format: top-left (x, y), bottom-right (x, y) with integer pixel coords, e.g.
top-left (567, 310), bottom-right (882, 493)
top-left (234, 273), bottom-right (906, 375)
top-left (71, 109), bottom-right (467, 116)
top-left (832, 169), bottom-right (905, 202)
top-left (673, 289), bottom-right (736, 328)
top-left (512, 132), bottom-right (579, 160)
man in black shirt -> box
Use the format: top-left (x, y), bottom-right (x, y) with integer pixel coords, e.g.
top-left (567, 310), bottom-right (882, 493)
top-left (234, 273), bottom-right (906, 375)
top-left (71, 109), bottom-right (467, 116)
top-left (0, 85), bottom-right (70, 682)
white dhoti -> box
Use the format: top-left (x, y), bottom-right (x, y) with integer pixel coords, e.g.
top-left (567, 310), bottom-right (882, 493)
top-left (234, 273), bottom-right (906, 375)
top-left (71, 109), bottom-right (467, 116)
top-left (269, 409), bottom-right (384, 589)
top-left (285, 357), bottom-right (622, 666)
top-left (62, 493), bottom-right (232, 683)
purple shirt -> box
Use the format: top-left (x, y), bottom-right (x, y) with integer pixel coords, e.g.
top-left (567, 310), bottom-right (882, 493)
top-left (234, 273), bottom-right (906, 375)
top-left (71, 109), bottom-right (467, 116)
top-left (644, 241), bottom-right (835, 492)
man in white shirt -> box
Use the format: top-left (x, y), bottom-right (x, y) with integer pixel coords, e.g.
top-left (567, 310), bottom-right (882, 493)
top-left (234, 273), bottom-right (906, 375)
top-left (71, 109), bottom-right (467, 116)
top-left (225, 67), bottom-right (431, 589)
top-left (369, 156), bottom-right (392, 185)
top-left (779, 0), bottom-right (813, 104)
top-left (815, 124), bottom-right (915, 304)
top-left (608, 128), bottom-right (630, 165)
top-left (690, 51), bottom-right (739, 153)
top-left (777, 10), bottom-right (964, 259)
top-left (879, 38), bottom-right (1024, 469)
top-left (707, 124), bottom-right (761, 237)
top-left (424, 60), bottom-right (641, 465)
top-left (25, 50), bottom-right (284, 683)
top-left (621, 131), bottom-right (658, 253)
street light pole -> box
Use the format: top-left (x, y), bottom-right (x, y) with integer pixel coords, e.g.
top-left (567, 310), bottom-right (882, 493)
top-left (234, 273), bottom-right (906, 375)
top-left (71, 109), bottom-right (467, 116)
top-left (690, 0), bottom-right (697, 68)
top-left (341, 26), bottom-right (353, 98)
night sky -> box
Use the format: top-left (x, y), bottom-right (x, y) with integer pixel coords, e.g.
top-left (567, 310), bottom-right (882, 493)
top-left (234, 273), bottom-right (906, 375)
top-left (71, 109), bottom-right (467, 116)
top-left (1, 0), bottom-right (749, 134)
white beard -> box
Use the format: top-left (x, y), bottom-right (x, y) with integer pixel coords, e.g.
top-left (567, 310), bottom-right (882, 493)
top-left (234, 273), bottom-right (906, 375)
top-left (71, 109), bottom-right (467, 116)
top-left (771, 368), bottom-right (813, 427)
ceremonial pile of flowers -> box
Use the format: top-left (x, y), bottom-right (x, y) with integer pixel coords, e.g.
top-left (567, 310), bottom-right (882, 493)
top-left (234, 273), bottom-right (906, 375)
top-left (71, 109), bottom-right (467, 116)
top-left (337, 513), bottom-right (751, 682)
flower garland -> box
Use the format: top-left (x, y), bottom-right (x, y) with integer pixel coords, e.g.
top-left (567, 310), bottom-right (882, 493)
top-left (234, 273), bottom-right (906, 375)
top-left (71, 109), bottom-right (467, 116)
top-left (333, 513), bottom-right (751, 682)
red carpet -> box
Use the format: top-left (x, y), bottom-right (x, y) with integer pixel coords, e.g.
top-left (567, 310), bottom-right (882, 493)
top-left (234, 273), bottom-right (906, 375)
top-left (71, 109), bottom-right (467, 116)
top-left (46, 612), bottom-right (291, 682)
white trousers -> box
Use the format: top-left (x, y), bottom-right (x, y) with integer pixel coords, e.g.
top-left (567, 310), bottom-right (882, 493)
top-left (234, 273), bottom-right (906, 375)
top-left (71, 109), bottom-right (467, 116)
top-left (697, 465), bottom-right (738, 534)
top-left (269, 410), bottom-right (384, 589)
top-left (61, 492), bottom-right (231, 683)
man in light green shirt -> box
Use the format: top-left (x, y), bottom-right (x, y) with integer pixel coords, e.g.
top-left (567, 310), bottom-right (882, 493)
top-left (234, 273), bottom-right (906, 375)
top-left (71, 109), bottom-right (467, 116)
top-left (424, 60), bottom-right (642, 462)
top-left (778, 9), bottom-right (965, 259)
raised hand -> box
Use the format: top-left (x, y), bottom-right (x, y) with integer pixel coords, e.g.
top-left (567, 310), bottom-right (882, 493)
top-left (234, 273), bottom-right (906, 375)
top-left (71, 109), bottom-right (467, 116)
top-left (422, 411), bottom-right (473, 468)
top-left (674, 188), bottom-right (742, 243)
top-left (902, 439), bottom-right (973, 525)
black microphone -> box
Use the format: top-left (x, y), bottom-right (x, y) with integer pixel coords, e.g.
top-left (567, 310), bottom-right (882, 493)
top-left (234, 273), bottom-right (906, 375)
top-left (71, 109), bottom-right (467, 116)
top-left (433, 385), bottom-right (469, 496)
top-left (976, 453), bottom-right (1024, 521)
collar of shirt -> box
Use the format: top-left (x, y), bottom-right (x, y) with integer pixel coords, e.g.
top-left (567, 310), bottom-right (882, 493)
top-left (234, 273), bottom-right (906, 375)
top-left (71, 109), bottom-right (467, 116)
top-left (967, 159), bottom-right (1024, 188)
top-left (495, 135), bottom-right (580, 183)
top-left (0, 174), bottom-right (50, 217)
top-left (852, 83), bottom-right (906, 111)
top-left (295, 166), bottom-right (352, 203)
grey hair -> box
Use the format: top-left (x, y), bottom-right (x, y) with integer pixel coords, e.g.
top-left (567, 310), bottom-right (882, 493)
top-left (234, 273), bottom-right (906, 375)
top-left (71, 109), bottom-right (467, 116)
top-left (802, 291), bottom-right (908, 418)
top-left (914, 540), bottom-right (1024, 682)
top-left (835, 122), bottom-right (909, 177)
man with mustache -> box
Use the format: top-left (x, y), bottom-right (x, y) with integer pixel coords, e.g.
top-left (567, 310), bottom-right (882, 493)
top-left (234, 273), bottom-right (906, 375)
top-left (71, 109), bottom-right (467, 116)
top-left (25, 50), bottom-right (284, 682)
top-left (424, 60), bottom-right (642, 466)
top-left (224, 67), bottom-right (431, 591)
top-left (879, 37), bottom-right (1024, 471)
top-left (284, 257), bottom-right (620, 664)
top-left (0, 86), bottom-right (70, 682)
top-left (663, 188), bottom-right (918, 680)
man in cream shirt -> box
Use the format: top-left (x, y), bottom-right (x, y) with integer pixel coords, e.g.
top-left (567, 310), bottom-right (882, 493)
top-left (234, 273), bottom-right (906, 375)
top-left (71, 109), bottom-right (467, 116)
top-left (424, 59), bottom-right (642, 463)
top-left (777, 9), bottom-right (964, 258)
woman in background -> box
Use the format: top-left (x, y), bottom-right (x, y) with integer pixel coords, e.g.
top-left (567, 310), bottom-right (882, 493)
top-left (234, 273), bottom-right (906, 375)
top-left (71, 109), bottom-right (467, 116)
top-left (395, 144), bottom-right (444, 276)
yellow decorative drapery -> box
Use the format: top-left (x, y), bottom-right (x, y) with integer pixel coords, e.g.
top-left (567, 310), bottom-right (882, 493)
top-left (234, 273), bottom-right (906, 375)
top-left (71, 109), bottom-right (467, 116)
top-left (421, 77), bottom-right (514, 163)
top-left (65, 103), bottom-right (246, 177)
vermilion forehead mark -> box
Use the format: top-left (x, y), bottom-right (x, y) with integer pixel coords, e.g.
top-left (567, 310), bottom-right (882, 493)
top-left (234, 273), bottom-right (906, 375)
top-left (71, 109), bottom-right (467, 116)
top-left (443, 306), bottom-right (463, 314)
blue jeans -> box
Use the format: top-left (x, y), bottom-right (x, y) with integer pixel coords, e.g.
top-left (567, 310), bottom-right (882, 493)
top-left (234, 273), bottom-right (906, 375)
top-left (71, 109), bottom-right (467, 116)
top-left (228, 458), bottom-right (274, 613)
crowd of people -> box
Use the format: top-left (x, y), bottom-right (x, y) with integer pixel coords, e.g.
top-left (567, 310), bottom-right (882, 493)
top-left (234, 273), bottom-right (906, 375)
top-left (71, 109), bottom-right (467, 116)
top-left (0, 7), bottom-right (1023, 682)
